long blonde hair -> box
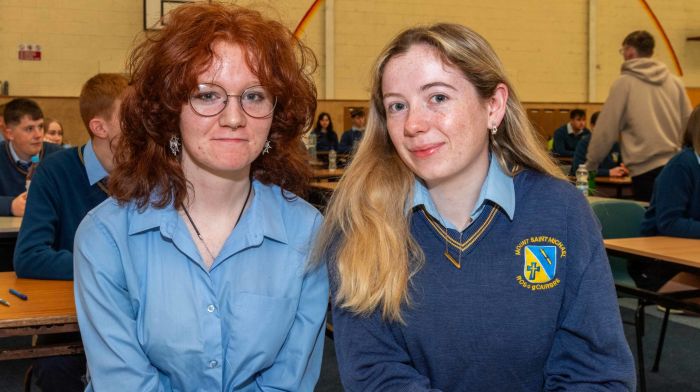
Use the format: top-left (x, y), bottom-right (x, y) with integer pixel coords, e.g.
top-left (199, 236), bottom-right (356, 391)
top-left (314, 23), bottom-right (563, 323)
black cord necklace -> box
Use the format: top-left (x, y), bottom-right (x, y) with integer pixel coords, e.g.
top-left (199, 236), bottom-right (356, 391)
top-left (181, 181), bottom-right (253, 261)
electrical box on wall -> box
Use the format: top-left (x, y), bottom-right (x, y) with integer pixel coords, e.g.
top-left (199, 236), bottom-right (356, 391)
top-left (18, 44), bottom-right (42, 61)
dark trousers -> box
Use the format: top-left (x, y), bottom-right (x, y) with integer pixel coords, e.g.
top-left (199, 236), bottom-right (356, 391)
top-left (33, 333), bottom-right (86, 392)
top-left (631, 166), bottom-right (664, 202)
top-left (628, 259), bottom-right (682, 291)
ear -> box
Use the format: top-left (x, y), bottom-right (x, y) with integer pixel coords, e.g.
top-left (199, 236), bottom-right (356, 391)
top-left (89, 117), bottom-right (108, 139)
top-left (487, 83), bottom-right (509, 129)
top-left (4, 124), bottom-right (16, 141)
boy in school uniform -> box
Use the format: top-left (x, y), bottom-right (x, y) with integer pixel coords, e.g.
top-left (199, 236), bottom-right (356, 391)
top-left (13, 73), bottom-right (128, 391)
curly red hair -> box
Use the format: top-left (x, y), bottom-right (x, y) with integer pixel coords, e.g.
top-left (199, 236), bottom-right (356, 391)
top-left (110, 3), bottom-right (317, 209)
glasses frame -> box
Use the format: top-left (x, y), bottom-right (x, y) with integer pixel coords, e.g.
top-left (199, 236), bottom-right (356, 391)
top-left (188, 83), bottom-right (277, 119)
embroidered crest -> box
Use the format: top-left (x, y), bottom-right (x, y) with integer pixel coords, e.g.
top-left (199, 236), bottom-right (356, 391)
top-left (523, 245), bottom-right (557, 283)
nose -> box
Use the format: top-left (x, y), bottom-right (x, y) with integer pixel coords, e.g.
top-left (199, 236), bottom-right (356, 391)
top-left (218, 97), bottom-right (246, 129)
top-left (403, 103), bottom-right (429, 136)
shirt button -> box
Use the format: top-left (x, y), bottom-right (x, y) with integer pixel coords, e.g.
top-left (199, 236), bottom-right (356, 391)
top-left (209, 360), bottom-right (218, 368)
top-left (207, 304), bottom-right (216, 313)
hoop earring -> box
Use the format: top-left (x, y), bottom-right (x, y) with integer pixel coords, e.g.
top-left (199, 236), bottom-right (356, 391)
top-left (169, 135), bottom-right (181, 156)
top-left (262, 140), bottom-right (272, 155)
top-left (490, 126), bottom-right (498, 136)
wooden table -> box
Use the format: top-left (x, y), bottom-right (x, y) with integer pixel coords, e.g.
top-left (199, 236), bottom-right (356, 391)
top-left (0, 272), bottom-right (81, 360)
top-left (310, 181), bottom-right (338, 192)
top-left (0, 217), bottom-right (22, 239)
top-left (587, 196), bottom-right (648, 207)
top-left (312, 168), bottom-right (344, 180)
top-left (604, 236), bottom-right (700, 270)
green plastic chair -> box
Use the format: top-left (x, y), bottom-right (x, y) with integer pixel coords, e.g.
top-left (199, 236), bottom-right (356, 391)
top-left (590, 199), bottom-right (670, 392)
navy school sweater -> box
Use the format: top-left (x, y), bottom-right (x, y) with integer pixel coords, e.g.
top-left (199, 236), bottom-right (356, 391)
top-left (14, 146), bottom-right (108, 279)
top-left (331, 170), bottom-right (636, 392)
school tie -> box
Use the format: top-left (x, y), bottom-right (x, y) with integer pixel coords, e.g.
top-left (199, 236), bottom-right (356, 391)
top-left (17, 161), bottom-right (30, 171)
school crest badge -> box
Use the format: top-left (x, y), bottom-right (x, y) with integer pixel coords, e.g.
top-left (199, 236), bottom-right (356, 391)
top-left (522, 245), bottom-right (557, 283)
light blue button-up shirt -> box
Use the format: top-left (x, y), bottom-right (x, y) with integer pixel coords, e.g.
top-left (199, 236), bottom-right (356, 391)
top-left (74, 180), bottom-right (328, 391)
top-left (412, 154), bottom-right (515, 230)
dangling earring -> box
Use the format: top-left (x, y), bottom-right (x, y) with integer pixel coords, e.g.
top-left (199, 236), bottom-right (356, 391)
top-left (490, 126), bottom-right (498, 136)
top-left (262, 140), bottom-right (272, 155)
top-left (169, 135), bottom-right (181, 156)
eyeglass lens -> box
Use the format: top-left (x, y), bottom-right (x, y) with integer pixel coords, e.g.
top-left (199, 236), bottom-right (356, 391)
top-left (189, 84), bottom-right (276, 118)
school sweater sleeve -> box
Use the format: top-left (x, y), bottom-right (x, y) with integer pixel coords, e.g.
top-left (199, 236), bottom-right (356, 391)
top-left (543, 194), bottom-right (636, 391)
top-left (587, 79), bottom-right (629, 172)
top-left (331, 284), bottom-right (441, 392)
top-left (0, 196), bottom-right (13, 216)
top-left (14, 162), bottom-right (74, 279)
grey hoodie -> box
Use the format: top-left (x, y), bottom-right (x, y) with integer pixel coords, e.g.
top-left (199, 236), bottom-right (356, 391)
top-left (586, 57), bottom-right (692, 176)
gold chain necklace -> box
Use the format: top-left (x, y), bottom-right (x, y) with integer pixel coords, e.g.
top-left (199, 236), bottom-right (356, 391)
top-left (181, 182), bottom-right (252, 262)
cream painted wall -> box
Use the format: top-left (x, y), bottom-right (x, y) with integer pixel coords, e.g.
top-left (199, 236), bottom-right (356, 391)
top-left (0, 0), bottom-right (698, 104)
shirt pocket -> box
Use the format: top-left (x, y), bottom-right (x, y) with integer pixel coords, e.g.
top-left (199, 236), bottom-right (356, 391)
top-left (226, 292), bottom-right (296, 377)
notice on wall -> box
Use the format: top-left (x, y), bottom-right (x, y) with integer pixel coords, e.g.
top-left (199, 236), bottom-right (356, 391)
top-left (18, 44), bottom-right (42, 61)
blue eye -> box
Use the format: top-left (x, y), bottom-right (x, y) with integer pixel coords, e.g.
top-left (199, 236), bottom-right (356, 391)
top-left (431, 94), bottom-right (448, 103)
top-left (387, 102), bottom-right (407, 113)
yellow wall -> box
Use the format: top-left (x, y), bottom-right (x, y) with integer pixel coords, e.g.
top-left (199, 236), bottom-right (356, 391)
top-left (0, 0), bottom-right (699, 105)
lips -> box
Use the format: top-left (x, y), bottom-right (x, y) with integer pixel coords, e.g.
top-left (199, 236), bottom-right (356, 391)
top-left (408, 142), bottom-right (443, 158)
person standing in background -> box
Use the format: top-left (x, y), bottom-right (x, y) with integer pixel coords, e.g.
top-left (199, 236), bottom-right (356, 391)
top-left (586, 30), bottom-right (691, 201)
top-left (0, 98), bottom-right (61, 216)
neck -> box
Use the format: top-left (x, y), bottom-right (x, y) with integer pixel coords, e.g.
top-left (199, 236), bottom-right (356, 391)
top-left (183, 163), bottom-right (252, 214)
top-left (92, 138), bottom-right (114, 173)
top-left (427, 153), bottom-right (489, 232)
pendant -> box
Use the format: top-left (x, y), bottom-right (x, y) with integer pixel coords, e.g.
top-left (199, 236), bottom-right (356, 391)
top-left (444, 250), bottom-right (461, 269)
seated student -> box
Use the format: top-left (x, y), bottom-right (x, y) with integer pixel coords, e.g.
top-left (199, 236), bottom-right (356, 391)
top-left (338, 108), bottom-right (365, 153)
top-left (311, 112), bottom-right (338, 152)
top-left (13, 73), bottom-right (128, 392)
top-left (635, 105), bottom-right (700, 295)
top-left (316, 23), bottom-right (634, 391)
top-left (43, 117), bottom-right (66, 146)
top-left (570, 111), bottom-right (628, 177)
top-left (552, 108), bottom-right (590, 157)
top-left (0, 98), bottom-right (61, 216)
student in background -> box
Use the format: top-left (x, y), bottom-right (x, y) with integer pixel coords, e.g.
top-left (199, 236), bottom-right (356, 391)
top-left (338, 108), bottom-right (365, 153)
top-left (14, 73), bottom-right (128, 392)
top-left (311, 112), bottom-right (338, 152)
top-left (315, 23), bottom-right (635, 391)
top-left (570, 111), bottom-right (628, 177)
top-left (587, 30), bottom-right (691, 201)
top-left (73, 4), bottom-right (327, 391)
top-left (552, 108), bottom-right (590, 157)
top-left (43, 118), bottom-right (66, 145)
top-left (635, 105), bottom-right (700, 295)
top-left (0, 98), bottom-right (61, 216)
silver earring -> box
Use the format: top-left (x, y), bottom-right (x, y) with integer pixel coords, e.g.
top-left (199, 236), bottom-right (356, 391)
top-left (169, 135), bottom-right (181, 156)
top-left (490, 126), bottom-right (498, 136)
top-left (262, 140), bottom-right (271, 155)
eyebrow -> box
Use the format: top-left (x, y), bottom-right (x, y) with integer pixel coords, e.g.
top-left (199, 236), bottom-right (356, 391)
top-left (383, 81), bottom-right (457, 100)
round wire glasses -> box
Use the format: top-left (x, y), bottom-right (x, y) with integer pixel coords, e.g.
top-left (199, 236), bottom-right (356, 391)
top-left (189, 83), bottom-right (277, 118)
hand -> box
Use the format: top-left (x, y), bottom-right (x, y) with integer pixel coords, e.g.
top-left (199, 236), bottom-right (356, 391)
top-left (608, 166), bottom-right (627, 177)
top-left (11, 192), bottom-right (27, 217)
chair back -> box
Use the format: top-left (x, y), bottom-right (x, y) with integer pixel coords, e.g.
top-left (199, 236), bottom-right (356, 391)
top-left (590, 199), bottom-right (646, 287)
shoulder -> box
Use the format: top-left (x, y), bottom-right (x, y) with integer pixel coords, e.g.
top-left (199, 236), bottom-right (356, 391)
top-left (38, 147), bottom-right (79, 171)
top-left (554, 125), bottom-right (567, 134)
top-left (513, 170), bottom-right (593, 224)
top-left (42, 142), bottom-right (63, 156)
top-left (256, 182), bottom-right (323, 236)
top-left (77, 198), bottom-right (130, 242)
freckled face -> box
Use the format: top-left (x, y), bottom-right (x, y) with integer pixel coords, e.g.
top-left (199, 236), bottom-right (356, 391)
top-left (179, 41), bottom-right (273, 180)
top-left (381, 44), bottom-right (492, 189)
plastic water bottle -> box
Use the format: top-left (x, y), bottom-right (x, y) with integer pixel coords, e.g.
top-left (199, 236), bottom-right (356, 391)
top-left (308, 133), bottom-right (317, 161)
top-left (575, 165), bottom-right (588, 196)
top-left (328, 149), bottom-right (337, 170)
top-left (25, 155), bottom-right (40, 190)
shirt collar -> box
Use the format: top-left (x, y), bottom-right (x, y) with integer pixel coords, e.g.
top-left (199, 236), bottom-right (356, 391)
top-left (8, 142), bottom-right (29, 165)
top-left (83, 140), bottom-right (109, 186)
top-left (566, 122), bottom-right (575, 135)
top-left (411, 154), bottom-right (515, 230)
top-left (126, 179), bottom-right (288, 245)
top-left (696, 152), bottom-right (700, 165)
